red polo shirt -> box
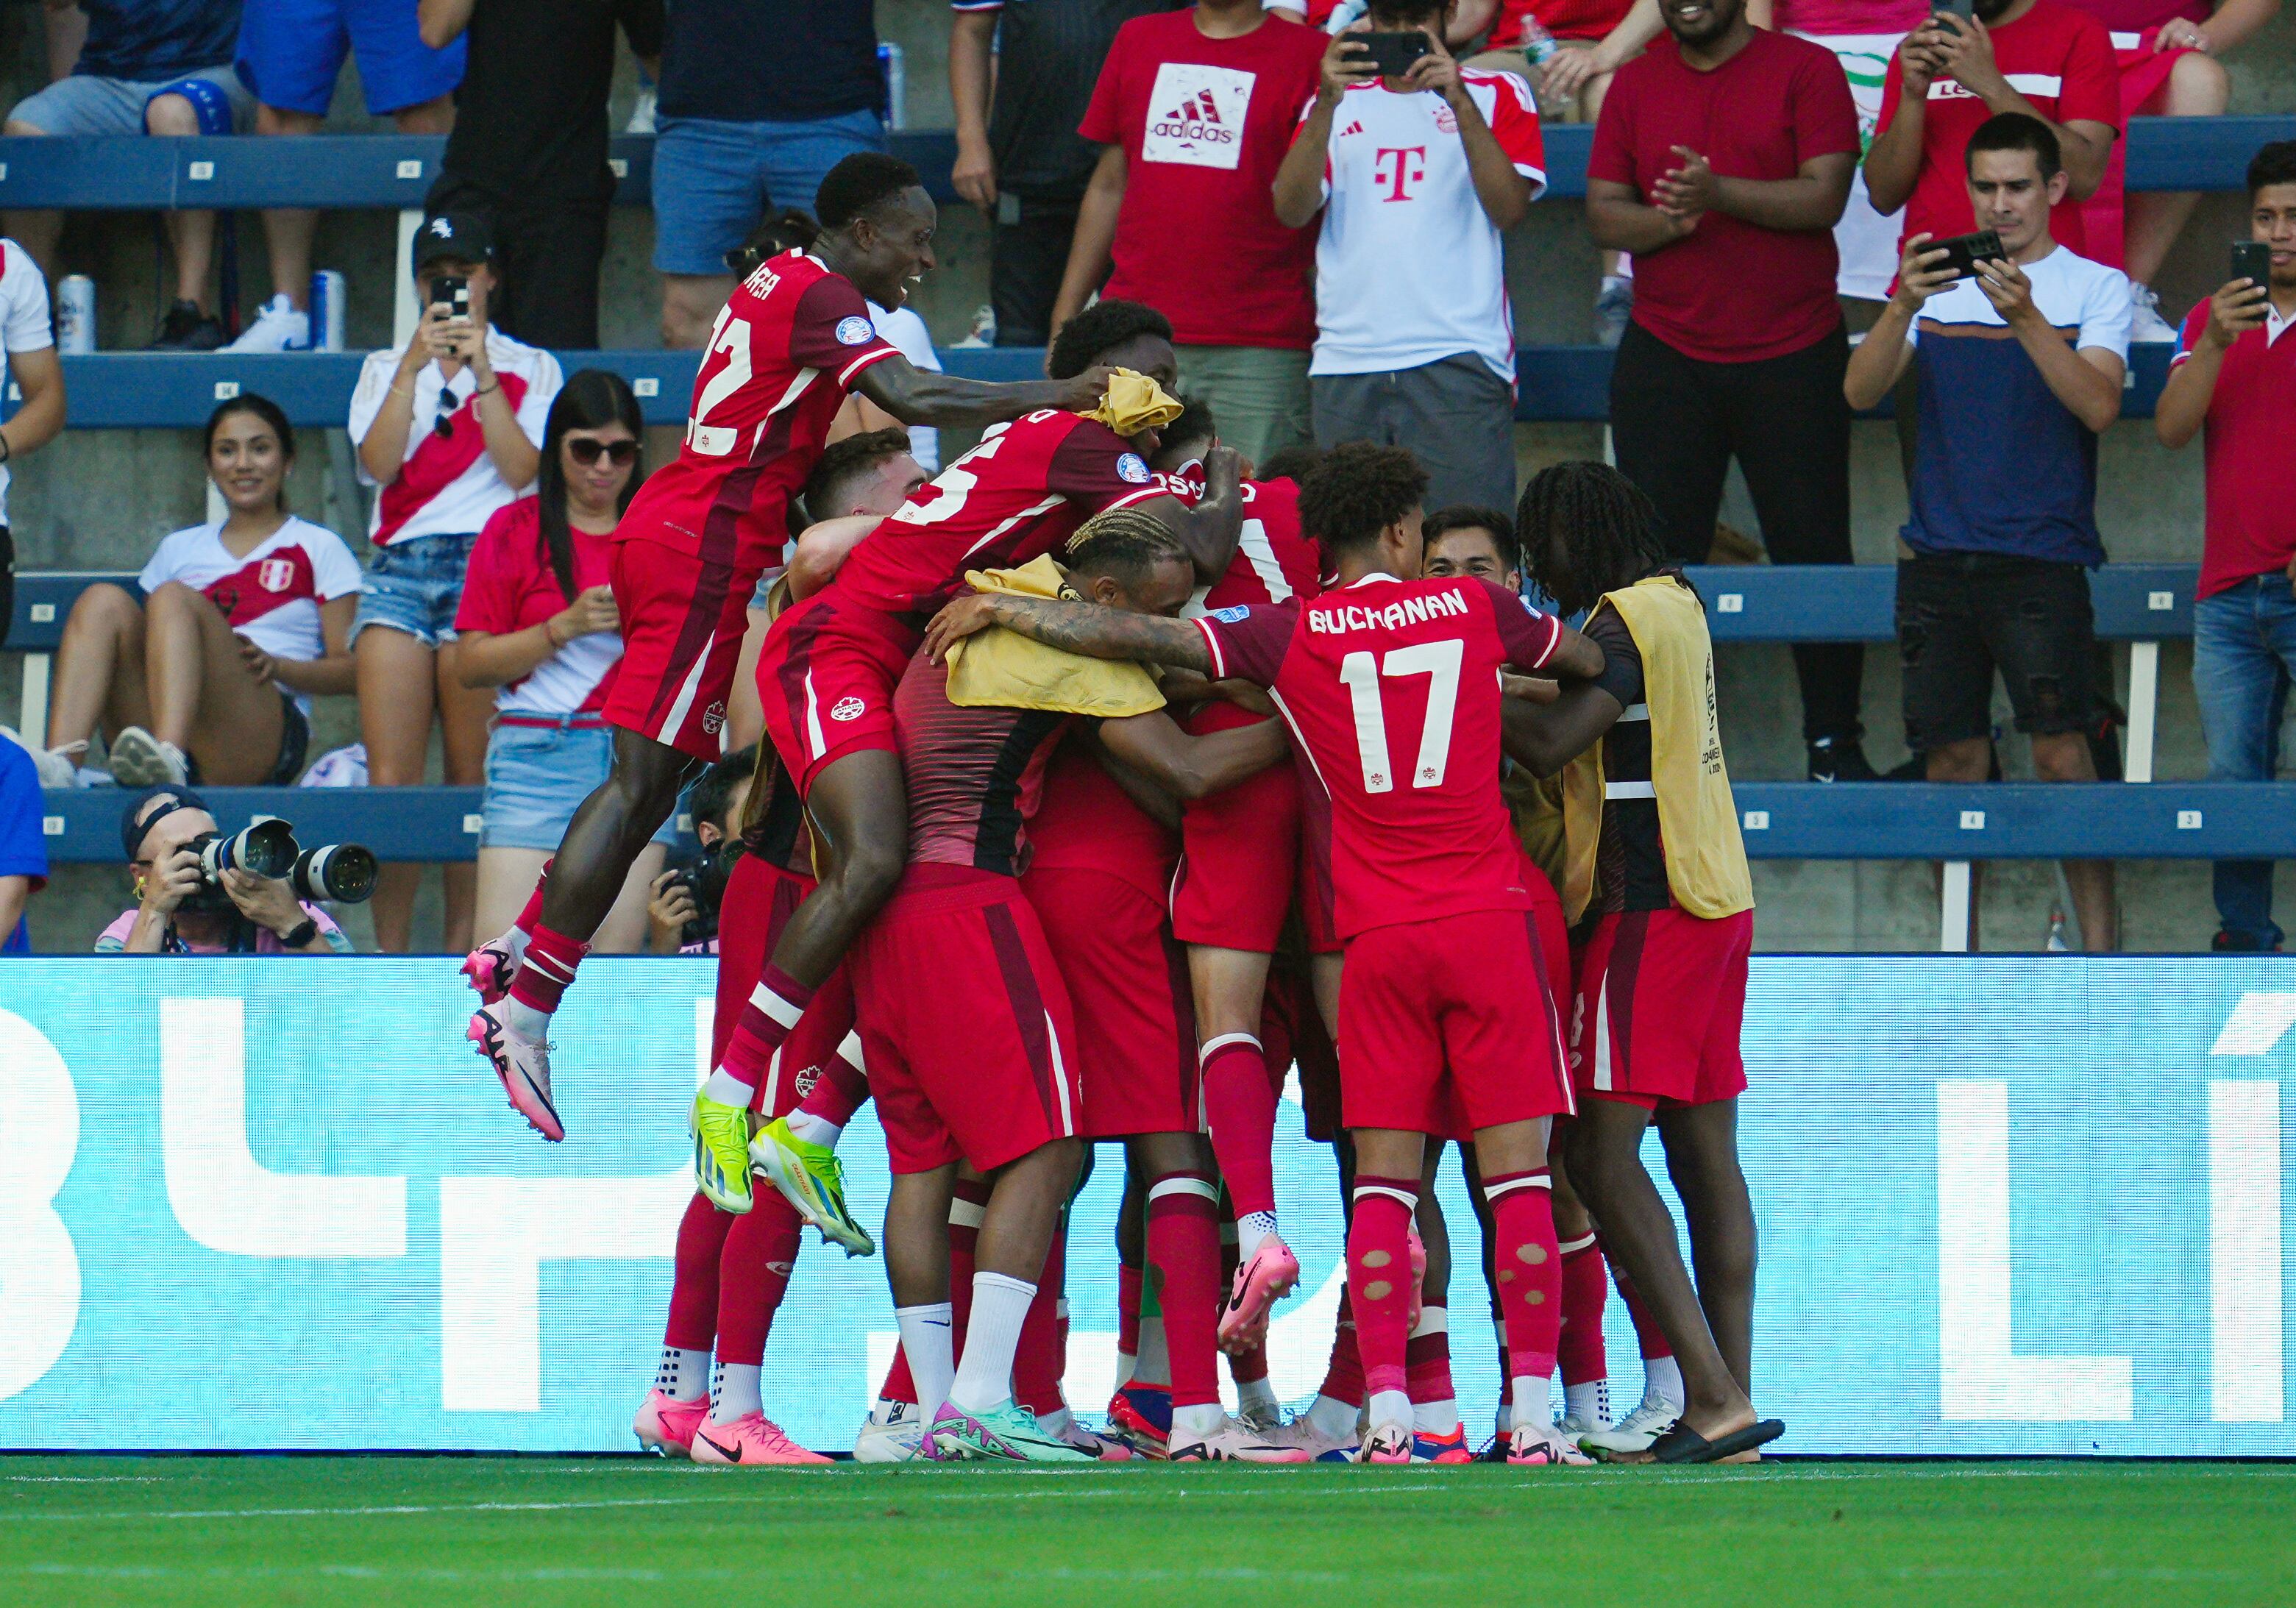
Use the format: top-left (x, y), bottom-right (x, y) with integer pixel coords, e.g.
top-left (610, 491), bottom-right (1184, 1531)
top-left (2173, 299), bottom-right (2296, 600)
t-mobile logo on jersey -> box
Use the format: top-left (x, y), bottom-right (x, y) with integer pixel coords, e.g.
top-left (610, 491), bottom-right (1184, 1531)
top-left (1142, 62), bottom-right (1256, 170)
top-left (1373, 146), bottom-right (1427, 202)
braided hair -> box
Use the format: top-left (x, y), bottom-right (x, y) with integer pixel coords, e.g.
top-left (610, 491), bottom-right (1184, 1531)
top-left (1062, 505), bottom-right (1187, 584)
top-left (1514, 461), bottom-right (1668, 617)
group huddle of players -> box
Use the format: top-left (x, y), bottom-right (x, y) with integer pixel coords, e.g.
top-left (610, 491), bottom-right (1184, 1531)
top-left (461, 153), bottom-right (1783, 1468)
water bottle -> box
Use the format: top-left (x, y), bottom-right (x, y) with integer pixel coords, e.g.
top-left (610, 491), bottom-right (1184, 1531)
top-left (54, 275), bottom-right (95, 354)
top-left (878, 42), bottom-right (907, 132)
top-left (308, 269), bottom-right (346, 352)
top-left (1519, 18), bottom-right (1560, 65)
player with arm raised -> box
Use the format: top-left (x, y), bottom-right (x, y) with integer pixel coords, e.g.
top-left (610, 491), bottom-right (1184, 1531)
top-left (927, 443), bottom-right (1610, 1466)
top-left (468, 152), bottom-right (1115, 1141)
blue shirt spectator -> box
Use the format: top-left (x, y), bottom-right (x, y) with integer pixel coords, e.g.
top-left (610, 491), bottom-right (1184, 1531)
top-left (0, 736), bottom-right (51, 953)
top-left (74, 0), bottom-right (241, 79)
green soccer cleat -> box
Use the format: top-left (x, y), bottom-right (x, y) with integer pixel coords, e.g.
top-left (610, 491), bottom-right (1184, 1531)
top-left (750, 1115), bottom-right (873, 1256)
top-left (929, 1399), bottom-right (1096, 1462)
top-left (690, 1091), bottom-right (754, 1214)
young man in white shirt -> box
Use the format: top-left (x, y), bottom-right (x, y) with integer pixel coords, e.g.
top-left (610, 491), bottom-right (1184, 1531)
top-left (1274, 0), bottom-right (1545, 514)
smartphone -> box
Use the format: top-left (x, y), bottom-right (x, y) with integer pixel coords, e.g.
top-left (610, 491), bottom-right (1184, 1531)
top-left (1932, 0), bottom-right (1975, 20)
top-left (2231, 240), bottom-right (2272, 289)
top-left (1354, 32), bottom-right (1431, 78)
top-left (1933, 229), bottom-right (2005, 280)
top-left (429, 274), bottom-right (470, 317)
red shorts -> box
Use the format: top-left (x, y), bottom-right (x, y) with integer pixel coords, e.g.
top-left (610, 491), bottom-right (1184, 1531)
top-left (1261, 963), bottom-right (1340, 1144)
top-left (709, 850), bottom-right (858, 1120)
top-left (1022, 865), bottom-right (1198, 1139)
top-left (754, 586), bottom-right (919, 795)
top-left (1569, 907), bottom-right (1752, 1110)
top-left (2075, 40), bottom-right (2192, 270)
top-left (1337, 907), bottom-right (1573, 1137)
top-left (1170, 705), bottom-right (1304, 952)
top-left (603, 538), bottom-right (754, 762)
top-left (1522, 852), bottom-right (1571, 1016)
top-left (847, 867), bottom-right (1083, 1174)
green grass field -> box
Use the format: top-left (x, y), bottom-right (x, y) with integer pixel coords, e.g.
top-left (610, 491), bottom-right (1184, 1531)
top-left (3, 1457), bottom-right (2289, 1607)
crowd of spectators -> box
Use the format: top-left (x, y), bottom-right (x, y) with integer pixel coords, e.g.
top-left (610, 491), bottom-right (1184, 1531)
top-left (0, 0), bottom-right (2286, 953)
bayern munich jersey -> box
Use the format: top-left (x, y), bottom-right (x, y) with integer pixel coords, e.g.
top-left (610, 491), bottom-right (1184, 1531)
top-left (1196, 572), bottom-right (1563, 939)
top-left (834, 409), bottom-right (1172, 619)
top-left (616, 249), bottom-right (900, 575)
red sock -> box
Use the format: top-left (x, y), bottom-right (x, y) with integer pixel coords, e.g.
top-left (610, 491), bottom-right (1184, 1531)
top-left (948, 1176), bottom-right (991, 1353)
top-left (1486, 1170), bottom-right (1562, 1402)
top-left (513, 859), bottom-right (551, 939)
top-left (768, 967), bottom-right (860, 1117)
top-left (665, 1192), bottom-right (733, 1352)
top-left (1199, 1034), bottom-right (1278, 1219)
top-left (1405, 1316), bottom-right (1455, 1404)
top-left (1013, 1222), bottom-right (1067, 1417)
top-left (718, 961), bottom-right (817, 1086)
top-left (1558, 1233), bottom-right (1610, 1387)
top-left (509, 923), bottom-right (586, 1014)
top-left (1146, 1170), bottom-right (1223, 1410)
top-left (716, 1192), bottom-right (804, 1366)
top-left (1610, 1245), bottom-right (1674, 1360)
top-left (1347, 1175), bottom-right (1418, 1401)
top-left (1318, 1287), bottom-right (1365, 1406)
top-left (1117, 1262), bottom-right (1143, 1366)
top-left (1228, 1337), bottom-right (1270, 1387)
top-left (797, 1020), bottom-right (870, 1127)
top-left (880, 1345), bottom-right (918, 1405)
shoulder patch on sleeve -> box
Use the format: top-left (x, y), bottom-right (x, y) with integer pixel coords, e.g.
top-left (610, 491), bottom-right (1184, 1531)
top-left (1209, 605), bottom-right (1252, 624)
top-left (834, 316), bottom-right (876, 346)
top-left (1116, 452), bottom-right (1151, 484)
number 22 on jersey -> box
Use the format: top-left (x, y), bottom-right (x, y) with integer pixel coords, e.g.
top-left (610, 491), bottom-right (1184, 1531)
top-left (1338, 638), bottom-right (1462, 794)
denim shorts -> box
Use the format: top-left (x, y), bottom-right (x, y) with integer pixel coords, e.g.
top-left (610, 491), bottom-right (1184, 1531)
top-left (352, 530), bottom-right (476, 649)
top-left (480, 719), bottom-right (686, 852)
top-left (235, 0), bottom-right (466, 118)
top-left (7, 67), bottom-right (253, 135)
top-left (650, 109), bottom-right (886, 277)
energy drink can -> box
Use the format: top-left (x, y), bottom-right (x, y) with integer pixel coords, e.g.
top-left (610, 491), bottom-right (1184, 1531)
top-left (308, 269), bottom-right (346, 352)
top-left (878, 42), bottom-right (906, 132)
top-left (55, 275), bottom-right (95, 354)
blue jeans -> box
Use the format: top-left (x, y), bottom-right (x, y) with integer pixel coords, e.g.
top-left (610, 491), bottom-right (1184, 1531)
top-left (650, 110), bottom-right (886, 277)
top-left (2192, 574), bottom-right (2296, 948)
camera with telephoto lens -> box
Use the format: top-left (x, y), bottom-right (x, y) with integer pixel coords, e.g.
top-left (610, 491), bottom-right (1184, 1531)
top-left (180, 819), bottom-right (378, 907)
top-left (665, 842), bottom-right (738, 946)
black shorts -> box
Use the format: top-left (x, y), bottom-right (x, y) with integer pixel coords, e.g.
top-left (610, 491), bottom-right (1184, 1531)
top-left (1896, 552), bottom-right (2094, 749)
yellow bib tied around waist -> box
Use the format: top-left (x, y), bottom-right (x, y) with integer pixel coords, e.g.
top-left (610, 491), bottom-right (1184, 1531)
top-left (944, 555), bottom-right (1167, 719)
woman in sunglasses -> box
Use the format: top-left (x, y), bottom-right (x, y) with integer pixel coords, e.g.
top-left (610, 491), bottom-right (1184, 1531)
top-left (455, 370), bottom-right (672, 954)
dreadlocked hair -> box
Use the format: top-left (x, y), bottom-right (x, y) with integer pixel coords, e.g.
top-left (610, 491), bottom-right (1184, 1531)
top-left (1514, 460), bottom-right (1669, 618)
top-left (1298, 441), bottom-right (1427, 556)
top-left (1063, 505), bottom-right (1187, 583)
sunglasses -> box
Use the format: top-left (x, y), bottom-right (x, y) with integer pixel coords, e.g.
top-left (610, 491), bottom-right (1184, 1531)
top-left (566, 438), bottom-right (639, 466)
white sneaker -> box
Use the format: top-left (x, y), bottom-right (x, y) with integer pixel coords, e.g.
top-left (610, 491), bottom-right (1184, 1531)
top-left (0, 727), bottom-right (80, 789)
top-left (221, 294), bottom-right (310, 354)
top-left (625, 87), bottom-right (657, 135)
top-left (852, 1399), bottom-right (927, 1462)
top-left (950, 303), bottom-right (996, 349)
top-left (108, 726), bottom-right (188, 786)
top-left (2128, 282), bottom-right (2179, 344)
top-left (1577, 1386), bottom-right (1681, 1455)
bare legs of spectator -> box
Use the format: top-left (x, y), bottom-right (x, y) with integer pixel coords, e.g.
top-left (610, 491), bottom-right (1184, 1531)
top-left (45, 584), bottom-right (152, 758)
top-left (40, 1), bottom-right (87, 82)
top-left (252, 96), bottom-right (455, 316)
top-left (1926, 734), bottom-right (2117, 952)
top-left (661, 274), bottom-right (736, 350)
top-left (358, 623), bottom-right (494, 953)
top-left (474, 844), bottom-right (664, 957)
top-left (2123, 52), bottom-right (2231, 291)
top-left (5, 104), bottom-right (222, 323)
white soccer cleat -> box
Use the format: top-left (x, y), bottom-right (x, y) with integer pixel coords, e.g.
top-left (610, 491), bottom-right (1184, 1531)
top-left (1577, 1387), bottom-right (1680, 1456)
top-left (1355, 1421), bottom-right (1415, 1465)
top-left (1167, 1415), bottom-right (1311, 1463)
top-left (467, 997), bottom-right (564, 1142)
top-left (1258, 1414), bottom-right (1361, 1463)
top-left (1508, 1422), bottom-right (1594, 1466)
top-left (853, 1399), bottom-right (928, 1462)
top-left (1557, 1411), bottom-right (1608, 1440)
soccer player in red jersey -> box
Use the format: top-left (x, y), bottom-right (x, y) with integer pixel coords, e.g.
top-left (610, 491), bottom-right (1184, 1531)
top-left (697, 302), bottom-right (1243, 1209)
top-left (856, 516), bottom-right (1278, 1461)
top-left (1499, 460), bottom-right (1781, 1466)
top-left (1144, 405), bottom-right (1334, 1356)
top-left (925, 443), bottom-right (1610, 1465)
top-left (469, 153), bottom-right (1114, 1142)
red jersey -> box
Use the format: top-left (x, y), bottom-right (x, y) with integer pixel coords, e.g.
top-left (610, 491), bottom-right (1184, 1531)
top-left (1026, 734), bottom-right (1181, 905)
top-left (1162, 468), bottom-right (1325, 736)
top-left (892, 647), bottom-right (1071, 878)
top-left (834, 409), bottom-right (1171, 619)
top-left (1195, 573), bottom-right (1565, 939)
top-left (616, 249), bottom-right (900, 576)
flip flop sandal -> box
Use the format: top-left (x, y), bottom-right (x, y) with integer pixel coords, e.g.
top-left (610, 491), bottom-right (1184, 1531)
top-left (1651, 1418), bottom-right (1785, 1465)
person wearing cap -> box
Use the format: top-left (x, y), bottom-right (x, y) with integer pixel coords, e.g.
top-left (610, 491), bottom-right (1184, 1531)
top-left (346, 211), bottom-right (561, 953)
top-left (98, 786), bottom-right (351, 953)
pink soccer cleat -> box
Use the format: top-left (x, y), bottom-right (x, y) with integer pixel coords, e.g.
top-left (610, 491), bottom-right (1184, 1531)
top-left (461, 937), bottom-right (519, 1006)
top-left (633, 1390), bottom-right (708, 1458)
top-left (1508, 1423), bottom-right (1594, 1466)
top-left (1218, 1234), bottom-right (1302, 1356)
top-left (1357, 1422), bottom-right (1415, 1465)
top-left (691, 1411), bottom-right (832, 1465)
top-left (1167, 1417), bottom-right (1313, 1463)
top-left (467, 998), bottom-right (564, 1142)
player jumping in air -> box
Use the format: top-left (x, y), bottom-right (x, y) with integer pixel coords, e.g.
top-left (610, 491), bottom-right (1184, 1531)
top-left (925, 444), bottom-right (1607, 1465)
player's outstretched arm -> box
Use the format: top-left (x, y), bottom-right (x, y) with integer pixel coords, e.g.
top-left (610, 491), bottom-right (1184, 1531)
top-left (1500, 681), bottom-right (1627, 778)
top-left (1145, 443), bottom-right (1246, 579)
top-left (923, 593), bottom-right (1216, 675)
top-left (1098, 708), bottom-right (1289, 801)
top-left (853, 357), bottom-right (1120, 429)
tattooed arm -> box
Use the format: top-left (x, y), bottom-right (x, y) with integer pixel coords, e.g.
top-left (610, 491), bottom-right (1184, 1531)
top-left (922, 592), bottom-right (1216, 675)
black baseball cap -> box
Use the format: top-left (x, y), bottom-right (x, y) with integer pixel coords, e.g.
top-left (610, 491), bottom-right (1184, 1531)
top-left (121, 786), bottom-right (210, 862)
top-left (411, 211), bottom-right (494, 273)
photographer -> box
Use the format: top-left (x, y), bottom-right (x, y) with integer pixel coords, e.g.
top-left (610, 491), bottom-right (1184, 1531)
top-left (648, 745), bottom-right (757, 954)
top-left (98, 788), bottom-right (351, 955)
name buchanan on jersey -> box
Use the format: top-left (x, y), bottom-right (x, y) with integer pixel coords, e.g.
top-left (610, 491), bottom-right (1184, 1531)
top-left (1304, 585), bottom-right (1473, 636)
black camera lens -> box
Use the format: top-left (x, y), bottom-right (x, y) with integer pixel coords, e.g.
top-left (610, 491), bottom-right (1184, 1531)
top-left (291, 844), bottom-right (378, 905)
top-left (195, 817), bottom-right (299, 881)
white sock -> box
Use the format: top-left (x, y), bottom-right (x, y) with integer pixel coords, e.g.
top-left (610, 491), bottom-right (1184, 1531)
top-left (1234, 1374), bottom-right (1279, 1417)
top-left (1113, 1349), bottom-right (1137, 1390)
top-left (1172, 1401), bottom-right (1226, 1438)
top-left (1412, 1398), bottom-right (1460, 1435)
top-left (1646, 1355), bottom-right (1685, 1413)
top-left (702, 1067), bottom-right (755, 1106)
top-left (1305, 1393), bottom-right (1359, 1438)
top-left (1510, 1374), bottom-right (1546, 1427)
top-left (1367, 1387), bottom-right (1412, 1431)
top-left (1134, 1313), bottom-right (1169, 1389)
top-left (1037, 1405), bottom-right (1074, 1437)
top-left (502, 995), bottom-right (551, 1039)
top-left (1495, 1401), bottom-right (1515, 1435)
top-left (948, 1271), bottom-right (1035, 1415)
top-left (709, 1362), bottom-right (762, 1424)
top-left (895, 1302), bottom-right (956, 1423)
top-left (492, 924), bottom-right (531, 970)
top-left (655, 1345), bottom-right (710, 1401)
top-left (1566, 1378), bottom-right (1610, 1428)
top-left (1237, 1210), bottom-right (1279, 1262)
top-left (786, 1108), bottom-right (841, 1146)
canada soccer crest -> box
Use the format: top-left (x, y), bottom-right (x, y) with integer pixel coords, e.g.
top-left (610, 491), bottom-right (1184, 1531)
top-left (831, 696), bottom-right (866, 722)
